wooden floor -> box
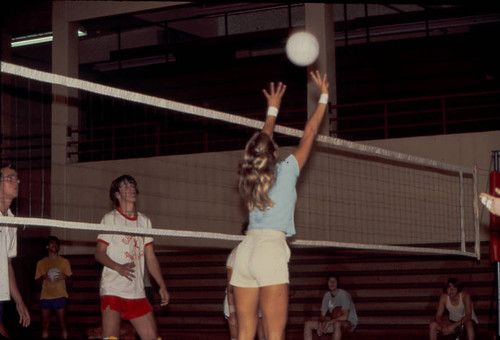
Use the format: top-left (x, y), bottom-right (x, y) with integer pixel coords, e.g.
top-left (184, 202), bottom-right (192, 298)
top-left (20, 242), bottom-right (497, 339)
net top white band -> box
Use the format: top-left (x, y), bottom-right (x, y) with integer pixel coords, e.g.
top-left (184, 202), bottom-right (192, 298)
top-left (0, 61), bottom-right (473, 174)
top-left (0, 216), bottom-right (478, 258)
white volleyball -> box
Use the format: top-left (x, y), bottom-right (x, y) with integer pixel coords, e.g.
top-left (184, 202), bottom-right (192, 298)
top-left (47, 267), bottom-right (61, 282)
top-left (285, 31), bottom-right (319, 67)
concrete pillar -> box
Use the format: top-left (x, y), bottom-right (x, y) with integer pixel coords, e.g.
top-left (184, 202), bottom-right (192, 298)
top-left (305, 3), bottom-right (337, 137)
top-left (1, 33), bottom-right (13, 162)
top-left (49, 1), bottom-right (180, 245)
top-left (51, 2), bottom-right (80, 223)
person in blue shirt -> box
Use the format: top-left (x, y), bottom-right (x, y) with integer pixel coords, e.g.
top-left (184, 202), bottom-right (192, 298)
top-left (231, 71), bottom-right (330, 340)
top-left (303, 273), bottom-right (358, 340)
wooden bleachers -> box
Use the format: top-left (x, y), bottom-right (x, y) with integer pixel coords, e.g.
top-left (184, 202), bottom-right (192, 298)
top-left (28, 243), bottom-right (496, 339)
top-left (286, 244), bottom-right (496, 340)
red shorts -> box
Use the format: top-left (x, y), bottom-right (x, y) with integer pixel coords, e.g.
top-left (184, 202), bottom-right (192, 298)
top-left (100, 295), bottom-right (152, 320)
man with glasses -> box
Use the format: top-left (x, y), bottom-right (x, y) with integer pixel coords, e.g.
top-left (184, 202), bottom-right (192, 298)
top-left (0, 164), bottom-right (31, 336)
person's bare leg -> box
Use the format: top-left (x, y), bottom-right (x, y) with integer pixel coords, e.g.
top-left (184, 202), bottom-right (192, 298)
top-left (228, 316), bottom-right (238, 340)
top-left (331, 320), bottom-right (350, 340)
top-left (101, 307), bottom-right (122, 339)
top-left (234, 286), bottom-right (259, 340)
top-left (257, 317), bottom-right (266, 340)
top-left (304, 320), bottom-right (320, 340)
top-left (55, 307), bottom-right (68, 339)
top-left (429, 320), bottom-right (447, 340)
top-left (129, 311), bottom-right (158, 340)
top-left (464, 320), bottom-right (475, 340)
top-left (259, 284), bottom-right (288, 340)
top-left (331, 321), bottom-right (339, 340)
top-left (0, 323), bottom-right (8, 338)
top-left (41, 308), bottom-right (51, 339)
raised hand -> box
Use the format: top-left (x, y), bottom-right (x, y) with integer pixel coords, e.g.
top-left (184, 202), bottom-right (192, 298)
top-left (311, 70), bottom-right (329, 95)
top-left (263, 81), bottom-right (287, 108)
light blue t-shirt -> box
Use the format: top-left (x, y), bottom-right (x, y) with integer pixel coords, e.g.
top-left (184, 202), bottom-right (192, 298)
top-left (320, 289), bottom-right (358, 328)
top-left (248, 154), bottom-right (300, 237)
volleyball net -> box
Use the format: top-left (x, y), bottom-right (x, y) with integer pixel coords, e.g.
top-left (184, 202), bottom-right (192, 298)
top-left (0, 61), bottom-right (480, 259)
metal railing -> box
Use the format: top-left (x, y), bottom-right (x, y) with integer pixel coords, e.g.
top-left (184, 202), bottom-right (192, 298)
top-left (2, 89), bottom-right (499, 166)
top-left (331, 90), bottom-right (500, 140)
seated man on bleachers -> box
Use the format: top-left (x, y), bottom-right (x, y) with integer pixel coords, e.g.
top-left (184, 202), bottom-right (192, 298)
top-left (429, 277), bottom-right (478, 340)
top-left (303, 273), bottom-right (358, 340)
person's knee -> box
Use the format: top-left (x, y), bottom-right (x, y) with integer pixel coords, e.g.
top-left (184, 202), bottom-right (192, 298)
top-left (304, 320), bottom-right (316, 331)
top-left (132, 313), bottom-right (159, 339)
top-left (464, 320), bottom-right (475, 332)
top-left (332, 320), bottom-right (342, 332)
top-left (41, 315), bottom-right (50, 327)
top-left (135, 328), bottom-right (157, 340)
top-left (136, 325), bottom-right (158, 339)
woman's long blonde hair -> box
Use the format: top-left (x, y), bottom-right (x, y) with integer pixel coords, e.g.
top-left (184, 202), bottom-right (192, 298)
top-left (238, 132), bottom-right (277, 211)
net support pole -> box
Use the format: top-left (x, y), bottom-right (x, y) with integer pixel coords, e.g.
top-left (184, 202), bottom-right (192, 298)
top-left (459, 169), bottom-right (466, 253)
top-left (492, 150), bottom-right (500, 338)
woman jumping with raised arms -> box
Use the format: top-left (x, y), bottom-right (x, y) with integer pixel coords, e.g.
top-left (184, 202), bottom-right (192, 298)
top-left (231, 71), bottom-right (330, 340)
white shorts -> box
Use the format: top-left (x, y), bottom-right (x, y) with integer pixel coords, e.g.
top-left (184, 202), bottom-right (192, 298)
top-left (230, 229), bottom-right (291, 288)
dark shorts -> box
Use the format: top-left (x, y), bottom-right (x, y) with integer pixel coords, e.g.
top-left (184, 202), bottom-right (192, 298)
top-left (450, 320), bottom-right (477, 336)
top-left (0, 301), bottom-right (3, 323)
top-left (40, 297), bottom-right (67, 310)
top-left (100, 295), bottom-right (152, 320)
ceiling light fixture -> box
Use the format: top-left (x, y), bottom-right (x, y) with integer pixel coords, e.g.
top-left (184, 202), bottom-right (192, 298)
top-left (11, 29), bottom-right (87, 48)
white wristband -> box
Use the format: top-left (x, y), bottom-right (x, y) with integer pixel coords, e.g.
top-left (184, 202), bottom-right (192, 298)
top-left (267, 106), bottom-right (278, 117)
top-left (319, 94), bottom-right (329, 104)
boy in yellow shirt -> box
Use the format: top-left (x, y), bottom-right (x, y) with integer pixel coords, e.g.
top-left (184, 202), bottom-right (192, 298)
top-left (35, 236), bottom-right (72, 339)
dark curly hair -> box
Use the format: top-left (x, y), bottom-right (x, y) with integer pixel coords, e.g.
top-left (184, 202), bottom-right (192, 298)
top-left (443, 277), bottom-right (462, 293)
top-left (109, 175), bottom-right (139, 207)
top-left (327, 273), bottom-right (340, 284)
top-left (0, 163), bottom-right (16, 178)
top-left (46, 236), bottom-right (60, 247)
